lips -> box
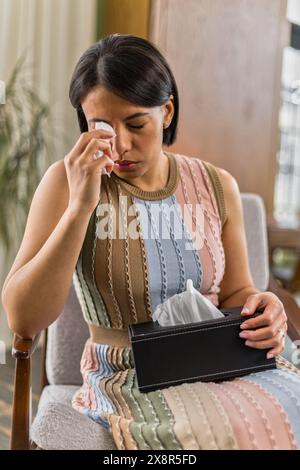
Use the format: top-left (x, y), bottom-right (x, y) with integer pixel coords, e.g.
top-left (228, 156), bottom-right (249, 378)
top-left (115, 160), bottom-right (136, 165)
top-left (114, 160), bottom-right (138, 170)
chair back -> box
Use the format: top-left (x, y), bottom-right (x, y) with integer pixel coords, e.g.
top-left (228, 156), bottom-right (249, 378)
top-left (241, 193), bottom-right (269, 291)
top-left (46, 283), bottom-right (89, 385)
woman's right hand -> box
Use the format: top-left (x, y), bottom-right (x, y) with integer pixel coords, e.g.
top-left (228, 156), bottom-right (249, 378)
top-left (64, 129), bottom-right (116, 215)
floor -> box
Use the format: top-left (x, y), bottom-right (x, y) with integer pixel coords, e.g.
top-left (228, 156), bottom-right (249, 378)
top-left (0, 347), bottom-right (41, 450)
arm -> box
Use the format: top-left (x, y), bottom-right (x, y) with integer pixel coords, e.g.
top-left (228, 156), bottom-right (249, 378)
top-left (217, 168), bottom-right (259, 308)
top-left (2, 126), bottom-right (115, 339)
top-left (1, 161), bottom-right (91, 338)
top-left (216, 168), bottom-right (287, 358)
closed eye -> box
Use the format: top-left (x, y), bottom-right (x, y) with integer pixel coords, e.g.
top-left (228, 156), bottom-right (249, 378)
top-left (128, 124), bottom-right (145, 129)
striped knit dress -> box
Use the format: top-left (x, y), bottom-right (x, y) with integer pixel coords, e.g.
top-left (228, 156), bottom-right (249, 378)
top-left (72, 151), bottom-right (300, 450)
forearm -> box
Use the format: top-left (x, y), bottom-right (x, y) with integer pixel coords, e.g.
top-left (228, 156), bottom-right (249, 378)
top-left (2, 207), bottom-right (91, 338)
top-left (219, 286), bottom-right (261, 309)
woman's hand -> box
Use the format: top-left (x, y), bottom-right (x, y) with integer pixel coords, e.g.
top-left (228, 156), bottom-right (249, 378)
top-left (239, 292), bottom-right (288, 359)
top-left (64, 129), bottom-right (116, 215)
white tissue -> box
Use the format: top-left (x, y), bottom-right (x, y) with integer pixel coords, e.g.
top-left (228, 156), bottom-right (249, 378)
top-left (94, 121), bottom-right (115, 157)
top-left (152, 279), bottom-right (224, 326)
top-left (94, 121), bottom-right (115, 176)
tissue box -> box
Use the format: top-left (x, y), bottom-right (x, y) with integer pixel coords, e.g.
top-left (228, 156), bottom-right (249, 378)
top-left (128, 306), bottom-right (276, 393)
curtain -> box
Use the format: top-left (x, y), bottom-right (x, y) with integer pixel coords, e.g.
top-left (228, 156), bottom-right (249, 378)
top-left (0, 0), bottom-right (97, 158)
top-left (0, 0), bottom-right (98, 345)
top-left (274, 0), bottom-right (300, 222)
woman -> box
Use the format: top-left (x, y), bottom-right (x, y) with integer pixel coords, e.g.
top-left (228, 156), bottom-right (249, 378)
top-left (2, 34), bottom-right (300, 450)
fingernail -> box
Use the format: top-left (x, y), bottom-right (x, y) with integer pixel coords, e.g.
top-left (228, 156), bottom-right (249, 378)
top-left (240, 322), bottom-right (249, 329)
top-left (241, 308), bottom-right (250, 314)
top-left (239, 332), bottom-right (248, 338)
top-left (104, 132), bottom-right (116, 138)
top-left (245, 340), bottom-right (251, 346)
top-left (267, 353), bottom-right (274, 359)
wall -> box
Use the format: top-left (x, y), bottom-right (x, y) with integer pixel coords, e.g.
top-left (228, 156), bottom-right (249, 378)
top-left (149, 0), bottom-right (289, 218)
top-left (99, 0), bottom-right (150, 39)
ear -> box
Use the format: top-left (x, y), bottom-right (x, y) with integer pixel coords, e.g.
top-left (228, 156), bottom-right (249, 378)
top-left (163, 94), bottom-right (174, 123)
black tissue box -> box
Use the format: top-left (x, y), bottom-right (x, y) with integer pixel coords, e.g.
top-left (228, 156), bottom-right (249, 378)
top-left (128, 306), bottom-right (276, 393)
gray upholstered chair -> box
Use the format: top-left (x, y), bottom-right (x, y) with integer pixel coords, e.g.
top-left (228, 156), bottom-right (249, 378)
top-left (10, 193), bottom-right (300, 450)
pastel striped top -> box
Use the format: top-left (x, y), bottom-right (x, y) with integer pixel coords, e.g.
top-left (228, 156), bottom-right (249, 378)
top-left (72, 152), bottom-right (300, 450)
top-left (73, 151), bottom-right (227, 329)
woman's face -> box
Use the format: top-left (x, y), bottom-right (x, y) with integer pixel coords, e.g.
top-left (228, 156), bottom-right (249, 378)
top-left (81, 85), bottom-right (174, 179)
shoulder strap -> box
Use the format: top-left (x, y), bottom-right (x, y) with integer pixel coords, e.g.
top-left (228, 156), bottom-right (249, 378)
top-left (202, 160), bottom-right (228, 228)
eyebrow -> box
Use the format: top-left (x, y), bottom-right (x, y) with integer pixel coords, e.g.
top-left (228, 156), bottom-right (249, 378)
top-left (88, 112), bottom-right (150, 125)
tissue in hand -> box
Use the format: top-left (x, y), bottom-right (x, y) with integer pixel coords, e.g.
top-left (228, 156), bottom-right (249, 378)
top-left (152, 279), bottom-right (224, 326)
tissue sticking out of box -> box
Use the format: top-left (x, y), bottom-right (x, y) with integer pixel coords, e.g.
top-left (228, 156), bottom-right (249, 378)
top-left (152, 279), bottom-right (224, 326)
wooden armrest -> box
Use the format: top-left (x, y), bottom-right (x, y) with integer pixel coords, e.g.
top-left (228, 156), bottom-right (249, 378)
top-left (12, 333), bottom-right (41, 359)
top-left (268, 273), bottom-right (300, 342)
top-left (10, 332), bottom-right (42, 450)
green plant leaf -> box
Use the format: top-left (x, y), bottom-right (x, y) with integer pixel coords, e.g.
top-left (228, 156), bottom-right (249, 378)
top-left (0, 58), bottom-right (50, 259)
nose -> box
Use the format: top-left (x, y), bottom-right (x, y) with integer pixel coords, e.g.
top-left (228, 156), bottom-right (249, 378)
top-left (110, 127), bottom-right (132, 160)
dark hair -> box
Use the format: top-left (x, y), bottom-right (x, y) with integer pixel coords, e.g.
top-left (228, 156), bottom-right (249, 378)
top-left (69, 34), bottom-right (179, 146)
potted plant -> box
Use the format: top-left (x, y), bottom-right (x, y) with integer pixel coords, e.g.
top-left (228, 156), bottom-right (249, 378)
top-left (0, 59), bottom-right (50, 259)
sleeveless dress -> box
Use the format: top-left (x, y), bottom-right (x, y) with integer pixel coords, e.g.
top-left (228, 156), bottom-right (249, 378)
top-left (72, 152), bottom-right (300, 450)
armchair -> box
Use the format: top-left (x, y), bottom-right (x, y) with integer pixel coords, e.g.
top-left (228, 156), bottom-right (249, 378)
top-left (10, 193), bottom-right (300, 450)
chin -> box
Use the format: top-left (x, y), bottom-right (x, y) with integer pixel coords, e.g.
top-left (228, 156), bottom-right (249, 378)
top-left (114, 161), bottom-right (145, 176)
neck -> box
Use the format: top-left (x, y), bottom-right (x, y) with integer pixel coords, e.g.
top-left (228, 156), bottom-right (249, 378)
top-left (130, 151), bottom-right (170, 192)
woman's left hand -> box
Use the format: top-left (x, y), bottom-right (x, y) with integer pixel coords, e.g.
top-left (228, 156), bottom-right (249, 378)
top-left (239, 292), bottom-right (288, 359)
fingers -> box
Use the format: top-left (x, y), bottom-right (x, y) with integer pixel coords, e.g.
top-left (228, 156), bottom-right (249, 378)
top-left (266, 329), bottom-right (287, 358)
top-left (241, 292), bottom-right (280, 316)
top-left (240, 292), bottom-right (265, 316)
top-left (80, 137), bottom-right (112, 161)
top-left (79, 138), bottom-right (114, 174)
top-left (244, 331), bottom-right (286, 358)
top-left (239, 317), bottom-right (286, 342)
top-left (241, 304), bottom-right (286, 330)
top-left (239, 292), bottom-right (288, 358)
top-left (90, 141), bottom-right (115, 175)
top-left (240, 298), bottom-right (284, 330)
top-left (242, 323), bottom-right (287, 359)
top-left (65, 134), bottom-right (115, 181)
top-left (72, 129), bottom-right (116, 156)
